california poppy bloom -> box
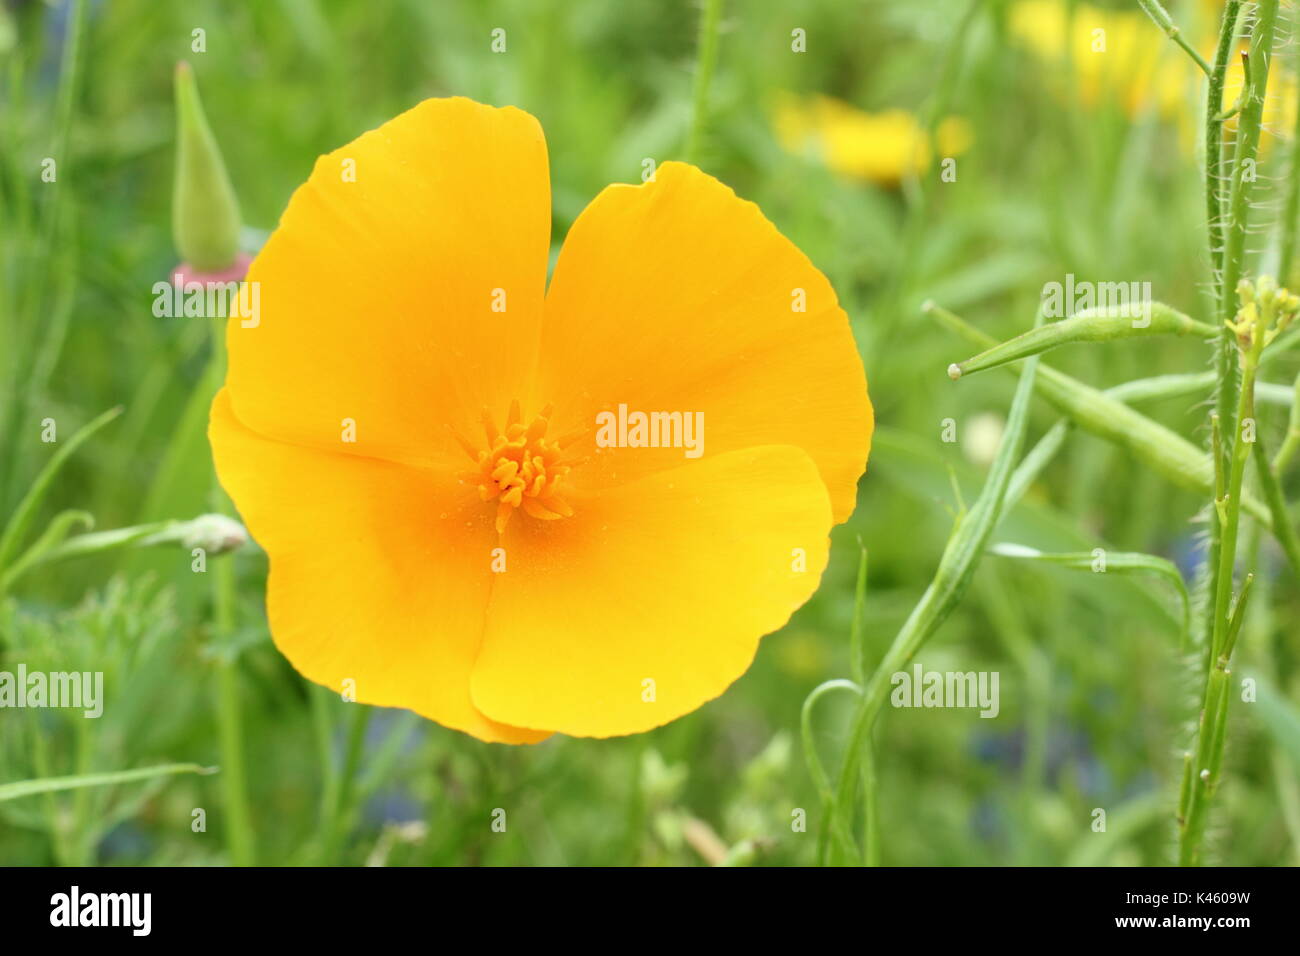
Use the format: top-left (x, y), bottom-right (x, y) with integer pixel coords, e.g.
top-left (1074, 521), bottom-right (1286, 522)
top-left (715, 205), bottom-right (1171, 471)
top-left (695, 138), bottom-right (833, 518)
top-left (209, 97), bottom-right (872, 743)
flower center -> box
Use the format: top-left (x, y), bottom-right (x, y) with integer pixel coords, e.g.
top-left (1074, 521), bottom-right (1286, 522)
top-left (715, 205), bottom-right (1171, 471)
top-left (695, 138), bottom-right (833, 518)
top-left (453, 400), bottom-right (579, 534)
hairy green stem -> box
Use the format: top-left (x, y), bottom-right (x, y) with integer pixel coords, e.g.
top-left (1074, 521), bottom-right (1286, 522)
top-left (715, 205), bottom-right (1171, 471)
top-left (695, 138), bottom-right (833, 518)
top-left (1205, 1), bottom-right (1243, 293)
top-left (1181, 319), bottom-right (1267, 865)
top-left (1216, 0), bottom-right (1276, 437)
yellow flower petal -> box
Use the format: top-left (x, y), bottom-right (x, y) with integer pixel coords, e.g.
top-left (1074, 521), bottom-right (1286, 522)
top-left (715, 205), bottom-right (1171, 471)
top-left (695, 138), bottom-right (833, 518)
top-left (471, 445), bottom-right (833, 737)
top-left (209, 389), bottom-right (549, 744)
top-left (224, 97), bottom-right (551, 471)
top-left (534, 161), bottom-right (872, 524)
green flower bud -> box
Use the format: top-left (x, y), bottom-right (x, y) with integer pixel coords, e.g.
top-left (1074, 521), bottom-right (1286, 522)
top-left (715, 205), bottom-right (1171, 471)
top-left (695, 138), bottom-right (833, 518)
top-left (172, 61), bottom-right (242, 272)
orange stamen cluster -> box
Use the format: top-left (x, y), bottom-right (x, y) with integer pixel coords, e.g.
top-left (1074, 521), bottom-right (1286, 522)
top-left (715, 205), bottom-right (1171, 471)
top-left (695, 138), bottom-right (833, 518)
top-left (454, 400), bottom-right (579, 534)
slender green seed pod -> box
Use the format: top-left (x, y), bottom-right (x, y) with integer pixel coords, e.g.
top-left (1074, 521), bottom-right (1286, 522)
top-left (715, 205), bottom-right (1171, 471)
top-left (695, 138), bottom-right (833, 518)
top-left (924, 302), bottom-right (1272, 527)
top-left (947, 304), bottom-right (1217, 380)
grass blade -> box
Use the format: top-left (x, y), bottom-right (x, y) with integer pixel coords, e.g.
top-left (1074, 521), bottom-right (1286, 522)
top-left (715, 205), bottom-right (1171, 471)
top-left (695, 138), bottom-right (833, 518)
top-left (0, 405), bottom-right (122, 574)
top-left (0, 763), bottom-right (216, 803)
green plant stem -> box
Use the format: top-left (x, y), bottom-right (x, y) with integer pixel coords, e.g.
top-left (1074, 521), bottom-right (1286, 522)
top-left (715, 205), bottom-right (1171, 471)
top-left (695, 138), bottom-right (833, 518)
top-left (1205, 1), bottom-right (1242, 293)
top-left (827, 340), bottom-right (1040, 861)
top-left (860, 740), bottom-right (880, 867)
top-left (1216, 0), bottom-right (1276, 437)
top-left (0, 405), bottom-right (122, 580)
top-left (311, 686), bottom-right (339, 798)
top-left (990, 545), bottom-right (1190, 646)
top-left (849, 541), bottom-right (868, 684)
top-left (214, 618), bottom-right (254, 865)
top-left (0, 762), bottom-right (215, 803)
top-left (0, 513), bottom-right (242, 591)
top-left (201, 273), bottom-right (254, 865)
top-left (1199, 0), bottom-right (1275, 660)
top-left (319, 702), bottom-right (373, 863)
top-left (68, 717), bottom-right (94, 863)
top-left (801, 678), bottom-right (862, 864)
top-left (1201, 4), bottom-right (1243, 665)
top-left (29, 729), bottom-right (70, 864)
top-left (1180, 319), bottom-right (1266, 864)
top-left (209, 320), bottom-right (253, 864)
top-left (1252, 436), bottom-right (1300, 583)
top-left (684, 0), bottom-right (723, 166)
top-left (1136, 0), bottom-right (1212, 75)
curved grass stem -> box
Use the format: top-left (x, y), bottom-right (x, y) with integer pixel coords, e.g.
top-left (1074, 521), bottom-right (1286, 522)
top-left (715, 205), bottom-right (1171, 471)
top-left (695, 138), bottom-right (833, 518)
top-left (826, 325), bottom-right (1041, 862)
top-left (684, 0), bottom-right (723, 166)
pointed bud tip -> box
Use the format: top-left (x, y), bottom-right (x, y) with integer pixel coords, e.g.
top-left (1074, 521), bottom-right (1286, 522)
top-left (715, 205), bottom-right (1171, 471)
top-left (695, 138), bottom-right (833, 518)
top-left (172, 60), bottom-right (243, 272)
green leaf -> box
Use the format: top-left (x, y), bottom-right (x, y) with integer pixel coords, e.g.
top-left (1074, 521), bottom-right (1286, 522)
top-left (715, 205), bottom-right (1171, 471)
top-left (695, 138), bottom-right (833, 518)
top-left (0, 763), bottom-right (217, 803)
top-left (0, 405), bottom-right (122, 574)
top-left (830, 323), bottom-right (1045, 862)
top-left (989, 543), bottom-right (1190, 643)
top-left (0, 508), bottom-right (93, 591)
top-left (801, 678), bottom-right (862, 865)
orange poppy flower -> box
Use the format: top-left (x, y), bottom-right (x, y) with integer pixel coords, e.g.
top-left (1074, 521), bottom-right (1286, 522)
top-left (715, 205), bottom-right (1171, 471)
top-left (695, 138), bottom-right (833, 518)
top-left (209, 97), bottom-right (873, 743)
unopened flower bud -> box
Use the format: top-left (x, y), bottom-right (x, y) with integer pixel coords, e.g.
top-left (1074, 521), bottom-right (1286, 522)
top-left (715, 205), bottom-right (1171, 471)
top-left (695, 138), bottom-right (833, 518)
top-left (1236, 277), bottom-right (1254, 309)
top-left (1258, 274), bottom-right (1278, 296)
top-left (181, 513), bottom-right (248, 555)
top-left (173, 61), bottom-right (243, 273)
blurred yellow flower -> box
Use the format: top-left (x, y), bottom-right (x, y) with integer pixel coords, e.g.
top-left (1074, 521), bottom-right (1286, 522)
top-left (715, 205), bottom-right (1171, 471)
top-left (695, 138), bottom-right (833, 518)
top-left (774, 93), bottom-right (972, 186)
top-left (1009, 0), bottom-right (1192, 118)
top-left (1010, 0), bottom-right (1296, 152)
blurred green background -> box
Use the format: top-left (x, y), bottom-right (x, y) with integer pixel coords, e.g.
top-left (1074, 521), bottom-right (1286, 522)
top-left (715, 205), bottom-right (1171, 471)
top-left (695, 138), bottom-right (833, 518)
top-left (1, 0), bottom-right (1297, 866)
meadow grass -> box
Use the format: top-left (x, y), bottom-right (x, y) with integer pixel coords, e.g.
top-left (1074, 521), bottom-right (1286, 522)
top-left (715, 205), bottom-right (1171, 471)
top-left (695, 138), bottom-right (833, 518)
top-left (1, 0), bottom-right (1298, 866)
